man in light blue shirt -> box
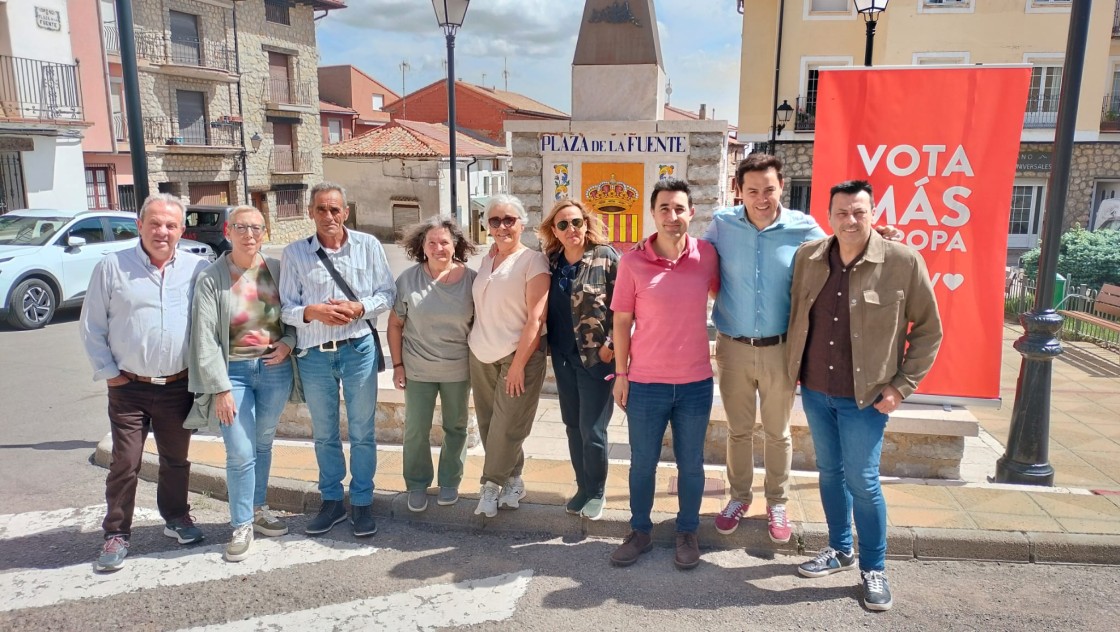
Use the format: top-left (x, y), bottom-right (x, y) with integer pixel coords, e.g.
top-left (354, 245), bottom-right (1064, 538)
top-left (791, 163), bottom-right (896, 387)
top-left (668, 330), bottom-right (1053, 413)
top-left (280, 182), bottom-right (395, 538)
top-left (705, 154), bottom-right (824, 544)
top-left (80, 194), bottom-right (209, 573)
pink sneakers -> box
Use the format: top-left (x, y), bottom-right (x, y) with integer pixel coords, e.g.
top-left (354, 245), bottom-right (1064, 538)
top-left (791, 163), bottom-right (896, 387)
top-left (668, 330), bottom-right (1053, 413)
top-left (714, 499), bottom-right (749, 534)
top-left (767, 504), bottom-right (792, 543)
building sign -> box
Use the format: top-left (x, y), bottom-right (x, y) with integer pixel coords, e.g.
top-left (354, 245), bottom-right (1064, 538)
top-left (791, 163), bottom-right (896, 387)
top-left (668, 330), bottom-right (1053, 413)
top-left (35, 7), bottom-right (61, 31)
top-left (540, 133), bottom-right (688, 154)
top-left (1016, 150), bottom-right (1052, 172)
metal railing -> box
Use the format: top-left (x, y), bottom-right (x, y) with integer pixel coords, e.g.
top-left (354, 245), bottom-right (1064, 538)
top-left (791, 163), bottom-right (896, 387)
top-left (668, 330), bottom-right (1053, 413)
top-left (1101, 93), bottom-right (1120, 131)
top-left (793, 95), bottom-right (815, 132)
top-left (1023, 94), bottom-right (1061, 128)
top-left (142, 116), bottom-right (242, 147)
top-left (0, 55), bottom-right (84, 121)
top-left (103, 23), bottom-right (120, 55)
top-left (270, 148), bottom-right (312, 173)
top-left (112, 111), bottom-right (127, 141)
top-left (1114, 1), bottom-right (1120, 36)
top-left (1004, 269), bottom-right (1119, 348)
top-left (264, 78), bottom-right (315, 106)
top-left (135, 31), bottom-right (235, 74)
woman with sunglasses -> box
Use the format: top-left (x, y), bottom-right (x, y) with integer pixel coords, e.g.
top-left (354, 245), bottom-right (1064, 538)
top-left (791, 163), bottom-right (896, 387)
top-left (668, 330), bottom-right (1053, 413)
top-left (537, 199), bottom-right (619, 520)
top-left (187, 206), bottom-right (297, 562)
top-left (387, 215), bottom-right (477, 513)
top-left (468, 195), bottom-right (550, 518)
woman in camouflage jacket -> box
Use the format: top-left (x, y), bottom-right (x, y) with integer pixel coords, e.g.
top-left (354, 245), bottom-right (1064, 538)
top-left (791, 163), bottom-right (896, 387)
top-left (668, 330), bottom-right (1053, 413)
top-left (538, 199), bottom-right (620, 521)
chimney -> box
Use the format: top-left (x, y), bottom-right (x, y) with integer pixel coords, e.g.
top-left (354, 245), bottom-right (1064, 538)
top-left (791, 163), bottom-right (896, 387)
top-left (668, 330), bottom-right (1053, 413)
top-left (699, 104), bottom-right (707, 120)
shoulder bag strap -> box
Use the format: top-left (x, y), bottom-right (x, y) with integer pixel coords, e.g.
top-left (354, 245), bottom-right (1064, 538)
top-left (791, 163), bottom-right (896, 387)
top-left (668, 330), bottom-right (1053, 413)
top-left (311, 240), bottom-right (386, 372)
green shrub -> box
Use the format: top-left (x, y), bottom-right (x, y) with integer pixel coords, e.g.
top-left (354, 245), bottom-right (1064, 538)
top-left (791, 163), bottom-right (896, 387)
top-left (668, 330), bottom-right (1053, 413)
top-left (1019, 226), bottom-right (1120, 291)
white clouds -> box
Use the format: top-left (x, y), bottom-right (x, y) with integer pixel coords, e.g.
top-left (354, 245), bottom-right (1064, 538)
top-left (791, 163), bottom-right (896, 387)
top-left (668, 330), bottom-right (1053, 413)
top-left (316, 0), bottom-right (742, 125)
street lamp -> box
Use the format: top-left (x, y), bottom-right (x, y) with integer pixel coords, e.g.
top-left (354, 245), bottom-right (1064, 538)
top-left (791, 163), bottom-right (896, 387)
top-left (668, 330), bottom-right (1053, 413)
top-left (853, 0), bottom-right (889, 67)
top-left (770, 99), bottom-right (794, 152)
top-left (432, 0), bottom-right (470, 222)
top-left (250, 132), bottom-right (262, 152)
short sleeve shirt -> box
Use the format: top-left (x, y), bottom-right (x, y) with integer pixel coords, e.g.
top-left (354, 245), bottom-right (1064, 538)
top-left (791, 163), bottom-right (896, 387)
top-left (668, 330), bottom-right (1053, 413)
top-left (468, 247), bottom-right (550, 364)
top-left (393, 263), bottom-right (477, 382)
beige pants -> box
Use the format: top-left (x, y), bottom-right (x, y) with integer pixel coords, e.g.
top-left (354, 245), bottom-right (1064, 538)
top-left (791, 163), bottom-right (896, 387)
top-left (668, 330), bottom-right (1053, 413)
top-left (469, 348), bottom-right (548, 486)
top-left (715, 333), bottom-right (795, 506)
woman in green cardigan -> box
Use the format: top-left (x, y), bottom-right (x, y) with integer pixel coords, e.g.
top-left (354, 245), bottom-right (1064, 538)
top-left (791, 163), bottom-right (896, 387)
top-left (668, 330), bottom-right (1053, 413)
top-left (187, 206), bottom-right (298, 562)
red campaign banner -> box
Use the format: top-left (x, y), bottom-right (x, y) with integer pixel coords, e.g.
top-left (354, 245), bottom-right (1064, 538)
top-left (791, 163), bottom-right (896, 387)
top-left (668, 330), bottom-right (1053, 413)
top-left (808, 66), bottom-right (1031, 401)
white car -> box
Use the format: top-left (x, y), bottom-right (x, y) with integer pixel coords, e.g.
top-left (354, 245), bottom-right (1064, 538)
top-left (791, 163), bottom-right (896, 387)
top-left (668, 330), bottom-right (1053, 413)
top-left (0, 209), bottom-right (215, 330)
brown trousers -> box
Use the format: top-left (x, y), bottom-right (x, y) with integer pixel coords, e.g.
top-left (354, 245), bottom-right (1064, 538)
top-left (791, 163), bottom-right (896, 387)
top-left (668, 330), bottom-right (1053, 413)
top-left (103, 379), bottom-right (194, 537)
top-left (715, 333), bottom-right (795, 506)
top-left (469, 348), bottom-right (547, 486)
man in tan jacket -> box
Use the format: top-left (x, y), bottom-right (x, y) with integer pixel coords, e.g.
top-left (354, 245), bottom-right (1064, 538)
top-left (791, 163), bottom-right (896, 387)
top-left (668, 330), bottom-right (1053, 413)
top-left (786, 180), bottom-right (942, 612)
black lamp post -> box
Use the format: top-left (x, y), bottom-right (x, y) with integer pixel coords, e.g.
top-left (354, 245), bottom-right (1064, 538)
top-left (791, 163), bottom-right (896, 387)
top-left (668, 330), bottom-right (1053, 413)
top-left (432, 0), bottom-right (470, 222)
top-left (769, 99), bottom-right (794, 153)
top-left (995, 0), bottom-right (1093, 486)
top-left (853, 0), bottom-right (890, 67)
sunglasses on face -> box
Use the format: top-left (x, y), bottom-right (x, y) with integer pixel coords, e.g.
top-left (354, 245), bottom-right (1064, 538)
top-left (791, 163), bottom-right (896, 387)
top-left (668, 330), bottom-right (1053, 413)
top-left (487, 216), bottom-right (519, 229)
top-left (231, 223), bottom-right (265, 236)
top-left (556, 217), bottom-right (585, 231)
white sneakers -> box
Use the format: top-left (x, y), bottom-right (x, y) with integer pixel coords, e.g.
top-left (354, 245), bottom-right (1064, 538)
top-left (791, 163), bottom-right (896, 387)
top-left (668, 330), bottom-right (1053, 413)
top-left (498, 476), bottom-right (526, 509)
top-left (474, 477), bottom-right (527, 517)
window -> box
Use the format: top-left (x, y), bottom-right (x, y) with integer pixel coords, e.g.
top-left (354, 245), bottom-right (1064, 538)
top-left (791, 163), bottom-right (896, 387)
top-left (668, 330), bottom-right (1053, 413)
top-left (787, 179), bottom-right (812, 213)
top-left (392, 203), bottom-right (420, 235)
top-left (328, 119), bottom-right (342, 144)
top-left (117, 184), bottom-right (137, 212)
top-left (372, 95), bottom-right (384, 111)
top-left (265, 0), bottom-right (290, 26)
top-left (796, 68), bottom-right (822, 132)
top-left (924, 0), bottom-right (970, 6)
top-left (276, 189), bottom-right (302, 219)
top-left (1025, 65), bottom-right (1062, 128)
top-left (85, 168), bottom-right (111, 209)
top-left (108, 216), bottom-right (138, 241)
top-left (1008, 184), bottom-right (1045, 249)
top-left (913, 53), bottom-right (969, 65)
top-left (811, 0), bottom-right (848, 11)
top-left (67, 218), bottom-right (108, 244)
top-left (175, 90), bottom-right (208, 144)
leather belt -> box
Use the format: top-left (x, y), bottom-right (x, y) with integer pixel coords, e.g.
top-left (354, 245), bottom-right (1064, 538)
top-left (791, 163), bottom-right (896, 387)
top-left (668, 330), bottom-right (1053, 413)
top-left (729, 333), bottom-right (787, 348)
top-left (317, 337), bottom-right (358, 352)
top-left (120, 369), bottom-right (188, 385)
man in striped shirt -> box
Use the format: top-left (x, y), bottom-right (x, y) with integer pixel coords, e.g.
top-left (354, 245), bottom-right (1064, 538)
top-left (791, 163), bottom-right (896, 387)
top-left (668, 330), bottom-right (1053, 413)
top-left (280, 182), bottom-right (395, 537)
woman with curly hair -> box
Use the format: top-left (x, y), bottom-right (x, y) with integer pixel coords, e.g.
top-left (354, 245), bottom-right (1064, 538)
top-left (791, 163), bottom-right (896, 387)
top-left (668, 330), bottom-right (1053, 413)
top-left (387, 215), bottom-right (477, 512)
top-left (537, 199), bottom-right (619, 520)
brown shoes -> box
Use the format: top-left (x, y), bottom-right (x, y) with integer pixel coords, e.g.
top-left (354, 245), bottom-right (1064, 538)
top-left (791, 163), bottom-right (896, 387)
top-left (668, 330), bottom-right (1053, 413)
top-left (674, 531), bottom-right (700, 570)
top-left (609, 530), bottom-right (653, 567)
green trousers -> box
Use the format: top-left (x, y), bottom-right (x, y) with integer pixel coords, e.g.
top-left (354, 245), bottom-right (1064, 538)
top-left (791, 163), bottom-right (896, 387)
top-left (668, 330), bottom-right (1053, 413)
top-left (403, 379), bottom-right (470, 491)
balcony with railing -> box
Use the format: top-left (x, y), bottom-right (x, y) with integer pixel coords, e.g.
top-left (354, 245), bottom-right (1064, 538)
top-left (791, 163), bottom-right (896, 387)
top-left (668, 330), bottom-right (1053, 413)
top-left (270, 148), bottom-right (313, 174)
top-left (793, 95), bottom-right (815, 132)
top-left (1102, 93), bottom-right (1120, 132)
top-left (112, 111), bottom-right (128, 142)
top-left (263, 78), bottom-right (316, 110)
top-left (0, 55), bottom-right (84, 123)
top-left (142, 116), bottom-right (242, 150)
top-left (135, 31), bottom-right (237, 80)
top-left (103, 22), bottom-right (120, 55)
top-left (1024, 95), bottom-right (1060, 128)
top-left (1113, 1), bottom-right (1120, 36)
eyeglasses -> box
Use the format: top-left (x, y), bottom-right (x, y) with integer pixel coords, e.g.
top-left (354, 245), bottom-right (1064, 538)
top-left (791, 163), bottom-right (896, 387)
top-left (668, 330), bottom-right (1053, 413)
top-left (556, 217), bottom-right (585, 231)
top-left (487, 216), bottom-right (519, 229)
top-left (231, 223), bottom-right (265, 236)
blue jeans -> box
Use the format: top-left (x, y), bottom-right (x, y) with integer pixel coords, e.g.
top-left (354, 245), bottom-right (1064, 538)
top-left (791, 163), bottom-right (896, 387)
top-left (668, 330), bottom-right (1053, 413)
top-left (801, 386), bottom-right (889, 572)
top-left (297, 334), bottom-right (379, 506)
top-left (221, 358), bottom-right (293, 527)
top-left (626, 378), bottom-right (713, 534)
top-left (552, 350), bottom-right (614, 499)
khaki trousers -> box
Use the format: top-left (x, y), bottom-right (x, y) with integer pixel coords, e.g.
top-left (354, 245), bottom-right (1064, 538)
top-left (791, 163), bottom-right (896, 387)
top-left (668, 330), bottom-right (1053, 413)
top-left (469, 348), bottom-right (547, 486)
top-left (715, 333), bottom-right (795, 505)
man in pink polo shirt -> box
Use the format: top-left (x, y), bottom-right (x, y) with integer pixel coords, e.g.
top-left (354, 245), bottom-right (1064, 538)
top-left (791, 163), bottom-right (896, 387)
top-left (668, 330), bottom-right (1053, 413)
top-left (608, 178), bottom-right (720, 570)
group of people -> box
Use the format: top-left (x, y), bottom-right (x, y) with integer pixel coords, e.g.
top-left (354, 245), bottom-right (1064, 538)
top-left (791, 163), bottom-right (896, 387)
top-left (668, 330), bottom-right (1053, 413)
top-left (78, 153), bottom-right (942, 612)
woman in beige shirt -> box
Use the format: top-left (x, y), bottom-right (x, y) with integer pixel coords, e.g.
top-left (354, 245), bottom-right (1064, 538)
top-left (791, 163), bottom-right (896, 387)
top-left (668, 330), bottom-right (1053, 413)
top-left (468, 194), bottom-right (550, 518)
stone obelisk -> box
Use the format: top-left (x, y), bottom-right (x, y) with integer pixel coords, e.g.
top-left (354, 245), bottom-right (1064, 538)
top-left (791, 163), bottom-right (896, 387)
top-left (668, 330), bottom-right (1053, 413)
top-left (572, 0), bottom-right (665, 121)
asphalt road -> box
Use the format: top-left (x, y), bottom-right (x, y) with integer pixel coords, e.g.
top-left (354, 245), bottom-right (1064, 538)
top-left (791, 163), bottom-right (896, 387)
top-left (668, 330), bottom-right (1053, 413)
top-left (3, 244), bottom-right (1120, 630)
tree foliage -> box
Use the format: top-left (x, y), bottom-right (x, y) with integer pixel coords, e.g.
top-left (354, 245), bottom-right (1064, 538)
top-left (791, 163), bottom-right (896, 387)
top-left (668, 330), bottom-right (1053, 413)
top-left (1019, 226), bottom-right (1120, 291)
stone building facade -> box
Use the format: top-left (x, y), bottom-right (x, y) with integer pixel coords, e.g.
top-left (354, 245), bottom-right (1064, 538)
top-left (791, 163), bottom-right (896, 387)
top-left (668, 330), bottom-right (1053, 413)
top-left (118, 0), bottom-right (336, 243)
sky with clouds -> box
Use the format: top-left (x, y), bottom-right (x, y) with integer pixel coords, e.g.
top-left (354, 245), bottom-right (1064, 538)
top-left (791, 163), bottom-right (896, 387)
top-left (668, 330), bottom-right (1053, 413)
top-left (315, 0), bottom-right (744, 125)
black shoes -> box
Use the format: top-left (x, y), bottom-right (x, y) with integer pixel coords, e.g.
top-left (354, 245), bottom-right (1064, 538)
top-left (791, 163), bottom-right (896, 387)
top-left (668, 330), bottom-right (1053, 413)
top-left (305, 500), bottom-right (347, 535)
top-left (351, 504), bottom-right (377, 537)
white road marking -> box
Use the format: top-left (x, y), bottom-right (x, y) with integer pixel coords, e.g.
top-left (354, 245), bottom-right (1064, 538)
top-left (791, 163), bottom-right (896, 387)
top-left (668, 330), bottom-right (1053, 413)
top-left (0, 535), bottom-right (379, 612)
top-left (177, 570), bottom-right (534, 632)
top-left (0, 505), bottom-right (161, 541)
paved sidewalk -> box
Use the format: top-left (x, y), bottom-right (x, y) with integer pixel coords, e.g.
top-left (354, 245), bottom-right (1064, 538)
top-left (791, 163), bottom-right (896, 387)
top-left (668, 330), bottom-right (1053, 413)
top-left (95, 323), bottom-right (1120, 565)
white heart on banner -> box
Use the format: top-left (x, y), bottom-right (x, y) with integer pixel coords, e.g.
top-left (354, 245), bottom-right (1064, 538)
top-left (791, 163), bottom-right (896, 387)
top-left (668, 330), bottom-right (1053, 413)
top-left (943, 274), bottom-right (964, 291)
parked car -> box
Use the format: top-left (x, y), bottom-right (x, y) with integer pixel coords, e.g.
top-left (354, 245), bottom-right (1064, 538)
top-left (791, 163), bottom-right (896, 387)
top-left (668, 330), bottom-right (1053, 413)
top-left (0, 209), bottom-right (215, 330)
top-left (184, 205), bottom-right (236, 255)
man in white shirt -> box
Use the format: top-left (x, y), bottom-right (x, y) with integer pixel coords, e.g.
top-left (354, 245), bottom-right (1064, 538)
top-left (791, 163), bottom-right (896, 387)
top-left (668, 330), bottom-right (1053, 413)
top-left (80, 194), bottom-right (209, 573)
top-left (280, 182), bottom-right (395, 537)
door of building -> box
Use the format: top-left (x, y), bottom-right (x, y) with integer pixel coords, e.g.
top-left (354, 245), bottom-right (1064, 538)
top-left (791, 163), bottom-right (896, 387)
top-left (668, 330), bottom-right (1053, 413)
top-left (0, 152), bottom-right (27, 214)
top-left (268, 52), bottom-right (290, 103)
top-left (176, 90), bottom-right (207, 144)
top-left (189, 182), bottom-right (230, 205)
top-left (168, 11), bottom-right (201, 66)
top-left (272, 122), bottom-right (295, 171)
